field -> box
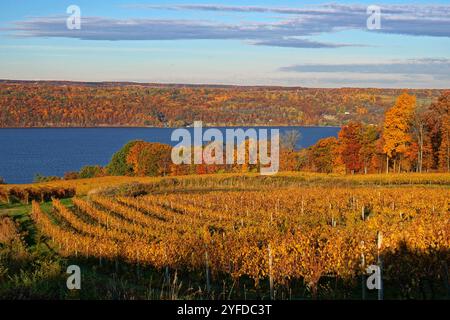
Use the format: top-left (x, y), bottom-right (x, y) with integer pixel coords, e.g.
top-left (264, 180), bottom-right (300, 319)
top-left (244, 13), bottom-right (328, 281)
top-left (0, 173), bottom-right (449, 299)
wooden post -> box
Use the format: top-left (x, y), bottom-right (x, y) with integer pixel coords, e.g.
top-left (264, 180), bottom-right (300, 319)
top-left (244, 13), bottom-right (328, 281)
top-left (378, 257), bottom-right (384, 300)
top-left (268, 244), bottom-right (274, 300)
top-left (361, 252), bottom-right (366, 300)
top-left (377, 231), bottom-right (384, 300)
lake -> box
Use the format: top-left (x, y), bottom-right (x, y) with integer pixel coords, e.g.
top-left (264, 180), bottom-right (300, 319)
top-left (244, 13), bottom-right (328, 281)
top-left (0, 127), bottom-right (340, 184)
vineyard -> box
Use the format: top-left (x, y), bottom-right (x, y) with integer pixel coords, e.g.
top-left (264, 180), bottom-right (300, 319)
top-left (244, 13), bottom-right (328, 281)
top-left (21, 179), bottom-right (450, 299)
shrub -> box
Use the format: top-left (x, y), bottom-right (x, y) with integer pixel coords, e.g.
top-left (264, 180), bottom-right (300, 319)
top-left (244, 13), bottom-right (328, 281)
top-left (79, 165), bottom-right (105, 179)
top-left (63, 171), bottom-right (79, 180)
top-left (4, 187), bottom-right (75, 204)
top-left (33, 174), bottom-right (61, 183)
top-left (89, 182), bottom-right (149, 197)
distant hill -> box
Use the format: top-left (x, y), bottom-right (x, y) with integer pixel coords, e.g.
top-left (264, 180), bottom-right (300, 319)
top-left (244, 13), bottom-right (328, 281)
top-left (0, 80), bottom-right (444, 127)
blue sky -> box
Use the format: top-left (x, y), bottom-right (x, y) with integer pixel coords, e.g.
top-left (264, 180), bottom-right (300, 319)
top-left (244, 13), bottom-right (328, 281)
top-left (0, 1), bottom-right (449, 88)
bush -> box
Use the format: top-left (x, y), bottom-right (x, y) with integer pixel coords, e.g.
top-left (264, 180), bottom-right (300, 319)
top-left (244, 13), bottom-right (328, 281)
top-left (33, 174), bottom-right (61, 183)
top-left (63, 171), bottom-right (79, 180)
top-left (79, 165), bottom-right (104, 179)
top-left (0, 177), bottom-right (5, 185)
top-left (5, 187), bottom-right (75, 203)
top-left (89, 182), bottom-right (149, 197)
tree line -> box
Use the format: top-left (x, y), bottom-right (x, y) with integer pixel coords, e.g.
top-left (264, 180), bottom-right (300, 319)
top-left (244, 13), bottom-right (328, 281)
top-left (0, 81), bottom-right (443, 127)
top-left (296, 92), bottom-right (449, 174)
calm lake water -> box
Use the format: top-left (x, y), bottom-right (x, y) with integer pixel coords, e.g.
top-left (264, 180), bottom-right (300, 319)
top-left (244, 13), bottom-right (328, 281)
top-left (0, 127), bottom-right (340, 184)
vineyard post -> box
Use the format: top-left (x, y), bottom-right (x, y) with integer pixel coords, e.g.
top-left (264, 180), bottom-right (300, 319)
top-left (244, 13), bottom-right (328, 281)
top-left (268, 244), bottom-right (274, 300)
top-left (361, 251), bottom-right (366, 300)
top-left (301, 197), bottom-right (304, 214)
top-left (165, 266), bottom-right (170, 284)
top-left (377, 231), bottom-right (384, 300)
top-left (378, 258), bottom-right (384, 300)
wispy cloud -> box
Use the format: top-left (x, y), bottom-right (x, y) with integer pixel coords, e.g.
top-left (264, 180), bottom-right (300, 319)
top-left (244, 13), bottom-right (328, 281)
top-left (3, 16), bottom-right (359, 48)
top-left (126, 3), bottom-right (450, 37)
top-left (3, 3), bottom-right (449, 48)
top-left (125, 3), bottom-right (450, 18)
top-left (252, 38), bottom-right (358, 48)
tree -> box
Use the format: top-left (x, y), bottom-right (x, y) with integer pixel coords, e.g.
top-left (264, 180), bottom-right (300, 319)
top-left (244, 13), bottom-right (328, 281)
top-left (382, 93), bottom-right (416, 173)
top-left (438, 115), bottom-right (450, 172)
top-left (426, 91), bottom-right (450, 171)
top-left (338, 122), bottom-right (363, 174)
top-left (107, 140), bottom-right (141, 176)
top-left (412, 106), bottom-right (427, 172)
top-left (126, 142), bottom-right (172, 176)
top-left (280, 130), bottom-right (302, 172)
top-left (359, 125), bottom-right (379, 174)
top-left (281, 130), bottom-right (301, 152)
top-left (309, 137), bottom-right (339, 173)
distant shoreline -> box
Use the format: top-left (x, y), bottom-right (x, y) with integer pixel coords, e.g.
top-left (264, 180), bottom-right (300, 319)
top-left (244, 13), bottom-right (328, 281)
top-left (0, 79), bottom-right (446, 91)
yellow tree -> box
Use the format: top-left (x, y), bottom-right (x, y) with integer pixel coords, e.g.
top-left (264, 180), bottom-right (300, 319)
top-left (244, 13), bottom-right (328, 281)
top-left (382, 93), bottom-right (416, 173)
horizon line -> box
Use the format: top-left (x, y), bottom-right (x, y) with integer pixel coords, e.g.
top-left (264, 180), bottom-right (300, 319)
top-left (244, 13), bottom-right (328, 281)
top-left (0, 79), bottom-right (447, 91)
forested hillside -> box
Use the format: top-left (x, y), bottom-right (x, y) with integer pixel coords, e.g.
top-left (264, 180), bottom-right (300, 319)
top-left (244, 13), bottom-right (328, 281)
top-left (0, 81), bottom-right (443, 127)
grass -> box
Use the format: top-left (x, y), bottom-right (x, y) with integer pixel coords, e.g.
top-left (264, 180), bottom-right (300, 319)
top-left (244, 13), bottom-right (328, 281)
top-left (1, 172), bottom-right (449, 199)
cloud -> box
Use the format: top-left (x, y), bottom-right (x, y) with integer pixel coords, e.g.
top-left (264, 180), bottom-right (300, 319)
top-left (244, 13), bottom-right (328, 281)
top-left (127, 3), bottom-right (450, 38)
top-left (252, 38), bottom-right (356, 48)
top-left (4, 15), bottom-right (361, 48)
top-left (3, 3), bottom-right (450, 47)
top-left (279, 58), bottom-right (450, 81)
top-left (6, 17), bottom-right (248, 41)
top-left (125, 3), bottom-right (450, 18)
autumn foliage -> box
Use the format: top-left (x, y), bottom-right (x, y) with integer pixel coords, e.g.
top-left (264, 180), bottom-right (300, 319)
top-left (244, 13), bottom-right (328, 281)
top-left (300, 92), bottom-right (450, 173)
top-left (0, 81), bottom-right (443, 127)
top-left (101, 89), bottom-right (449, 178)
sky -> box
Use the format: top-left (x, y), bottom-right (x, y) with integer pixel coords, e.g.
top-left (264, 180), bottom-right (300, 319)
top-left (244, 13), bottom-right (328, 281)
top-left (0, 0), bottom-right (449, 88)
